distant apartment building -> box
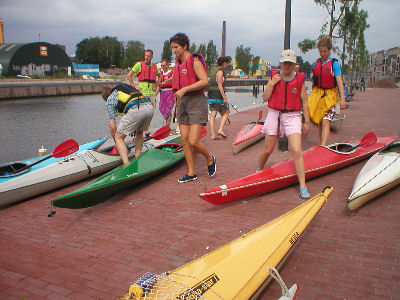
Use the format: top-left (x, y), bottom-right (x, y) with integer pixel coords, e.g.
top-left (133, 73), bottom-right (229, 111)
top-left (231, 58), bottom-right (271, 77)
top-left (368, 47), bottom-right (400, 82)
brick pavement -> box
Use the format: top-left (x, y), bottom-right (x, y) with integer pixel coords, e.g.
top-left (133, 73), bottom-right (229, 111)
top-left (0, 87), bottom-right (399, 300)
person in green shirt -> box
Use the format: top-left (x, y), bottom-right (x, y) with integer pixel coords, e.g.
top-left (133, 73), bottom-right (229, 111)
top-left (127, 49), bottom-right (160, 136)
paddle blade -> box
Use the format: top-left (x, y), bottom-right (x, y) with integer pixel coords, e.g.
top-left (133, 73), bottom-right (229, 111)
top-left (200, 126), bottom-right (207, 139)
top-left (151, 125), bottom-right (170, 140)
top-left (360, 132), bottom-right (377, 148)
top-left (258, 109), bottom-right (262, 121)
top-left (52, 139), bottom-right (79, 158)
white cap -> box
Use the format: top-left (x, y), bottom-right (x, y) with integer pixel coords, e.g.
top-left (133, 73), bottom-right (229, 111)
top-left (280, 49), bottom-right (297, 63)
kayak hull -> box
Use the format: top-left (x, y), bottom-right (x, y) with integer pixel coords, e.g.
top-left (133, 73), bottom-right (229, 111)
top-left (51, 138), bottom-right (184, 209)
top-left (200, 135), bottom-right (397, 205)
top-left (120, 187), bottom-right (332, 300)
top-left (233, 122), bottom-right (264, 154)
top-left (348, 142), bottom-right (400, 210)
top-left (0, 138), bottom-right (108, 207)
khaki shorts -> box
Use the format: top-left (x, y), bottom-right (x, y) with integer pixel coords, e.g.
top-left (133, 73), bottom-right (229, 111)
top-left (117, 103), bottom-right (154, 136)
top-left (148, 94), bottom-right (157, 108)
top-left (177, 94), bottom-right (208, 125)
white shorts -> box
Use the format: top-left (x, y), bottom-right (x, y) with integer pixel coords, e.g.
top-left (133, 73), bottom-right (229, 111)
top-left (261, 108), bottom-right (302, 137)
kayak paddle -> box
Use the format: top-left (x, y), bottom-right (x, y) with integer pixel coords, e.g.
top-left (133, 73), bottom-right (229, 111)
top-left (144, 124), bottom-right (171, 142)
top-left (347, 132), bottom-right (377, 152)
top-left (14, 139), bottom-right (79, 174)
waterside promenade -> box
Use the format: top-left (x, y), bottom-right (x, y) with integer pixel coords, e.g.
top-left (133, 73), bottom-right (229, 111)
top-left (0, 79), bottom-right (119, 99)
top-left (0, 88), bottom-right (399, 299)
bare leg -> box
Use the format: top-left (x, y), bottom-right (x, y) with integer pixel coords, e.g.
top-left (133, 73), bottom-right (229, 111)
top-left (320, 119), bottom-right (331, 146)
top-left (287, 134), bottom-right (306, 188)
top-left (209, 110), bottom-right (218, 140)
top-left (258, 135), bottom-right (277, 170)
top-left (134, 130), bottom-right (144, 158)
top-left (218, 109), bottom-right (229, 137)
top-left (189, 124), bottom-right (213, 165)
top-left (115, 132), bottom-right (129, 165)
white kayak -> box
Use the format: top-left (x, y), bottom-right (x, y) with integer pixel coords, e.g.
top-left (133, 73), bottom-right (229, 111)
top-left (348, 142), bottom-right (400, 210)
top-left (0, 139), bottom-right (151, 207)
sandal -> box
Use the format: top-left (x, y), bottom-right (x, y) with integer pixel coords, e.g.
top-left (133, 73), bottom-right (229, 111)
top-left (299, 187), bottom-right (310, 199)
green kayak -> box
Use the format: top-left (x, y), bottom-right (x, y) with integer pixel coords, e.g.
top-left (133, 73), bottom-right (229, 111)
top-left (51, 139), bottom-right (184, 209)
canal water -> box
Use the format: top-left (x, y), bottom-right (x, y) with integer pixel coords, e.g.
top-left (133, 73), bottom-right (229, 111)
top-left (0, 87), bottom-right (264, 164)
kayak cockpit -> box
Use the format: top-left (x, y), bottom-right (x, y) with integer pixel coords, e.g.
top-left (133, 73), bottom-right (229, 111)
top-left (155, 143), bottom-right (183, 153)
top-left (322, 143), bottom-right (356, 154)
top-left (381, 142), bottom-right (400, 154)
top-left (0, 161), bottom-right (30, 177)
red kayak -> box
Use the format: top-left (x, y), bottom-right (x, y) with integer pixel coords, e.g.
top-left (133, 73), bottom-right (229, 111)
top-left (233, 110), bottom-right (264, 154)
top-left (200, 133), bottom-right (397, 205)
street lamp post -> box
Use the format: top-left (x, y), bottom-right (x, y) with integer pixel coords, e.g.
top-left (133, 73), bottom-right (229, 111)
top-left (278, 0), bottom-right (292, 152)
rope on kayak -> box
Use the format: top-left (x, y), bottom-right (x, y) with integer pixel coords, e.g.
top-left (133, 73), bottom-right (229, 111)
top-left (269, 267), bottom-right (290, 297)
top-left (197, 177), bottom-right (208, 191)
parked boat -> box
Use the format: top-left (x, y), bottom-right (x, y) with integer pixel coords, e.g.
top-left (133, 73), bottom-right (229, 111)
top-left (0, 137), bottom-right (106, 183)
top-left (200, 134), bottom-right (396, 205)
top-left (0, 138), bottom-right (147, 207)
top-left (233, 110), bottom-right (264, 154)
top-left (51, 138), bottom-right (184, 209)
top-left (348, 141), bottom-right (400, 210)
top-left (330, 114), bottom-right (345, 132)
top-left (120, 187), bottom-right (333, 300)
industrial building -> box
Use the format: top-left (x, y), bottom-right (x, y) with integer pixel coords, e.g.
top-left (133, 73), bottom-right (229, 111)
top-left (0, 42), bottom-right (73, 77)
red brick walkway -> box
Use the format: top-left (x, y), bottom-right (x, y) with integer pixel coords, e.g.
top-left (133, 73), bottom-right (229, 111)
top-left (0, 88), bottom-right (399, 300)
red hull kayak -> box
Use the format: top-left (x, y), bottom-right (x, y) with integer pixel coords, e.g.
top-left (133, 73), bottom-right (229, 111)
top-left (232, 121), bottom-right (264, 153)
top-left (200, 135), bottom-right (397, 205)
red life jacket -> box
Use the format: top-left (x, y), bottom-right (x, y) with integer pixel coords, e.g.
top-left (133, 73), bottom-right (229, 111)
top-left (160, 70), bottom-right (173, 89)
top-left (137, 61), bottom-right (157, 82)
top-left (312, 58), bottom-right (337, 89)
top-left (268, 70), bottom-right (305, 112)
top-left (172, 53), bottom-right (206, 95)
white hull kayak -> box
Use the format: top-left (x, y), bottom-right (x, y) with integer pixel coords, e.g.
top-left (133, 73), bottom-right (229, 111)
top-left (0, 141), bottom-right (151, 207)
top-left (348, 142), bottom-right (400, 210)
top-left (233, 122), bottom-right (264, 154)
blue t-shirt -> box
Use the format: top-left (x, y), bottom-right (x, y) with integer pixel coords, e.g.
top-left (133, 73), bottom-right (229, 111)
top-left (312, 57), bottom-right (341, 77)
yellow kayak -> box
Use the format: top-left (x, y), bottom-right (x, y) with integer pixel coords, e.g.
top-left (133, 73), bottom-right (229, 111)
top-left (121, 187), bottom-right (333, 300)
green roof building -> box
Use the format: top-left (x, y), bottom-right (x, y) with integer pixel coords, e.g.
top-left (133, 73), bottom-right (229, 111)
top-left (0, 42), bottom-right (73, 76)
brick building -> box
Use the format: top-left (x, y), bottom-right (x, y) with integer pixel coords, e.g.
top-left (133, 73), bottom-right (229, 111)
top-left (368, 47), bottom-right (400, 83)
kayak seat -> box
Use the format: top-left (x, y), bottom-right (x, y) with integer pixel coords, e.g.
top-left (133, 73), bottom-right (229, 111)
top-left (155, 143), bottom-right (183, 153)
top-left (0, 162), bottom-right (30, 177)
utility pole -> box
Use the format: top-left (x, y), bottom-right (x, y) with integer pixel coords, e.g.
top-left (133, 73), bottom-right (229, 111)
top-left (279, 0), bottom-right (291, 152)
top-left (221, 21), bottom-right (226, 57)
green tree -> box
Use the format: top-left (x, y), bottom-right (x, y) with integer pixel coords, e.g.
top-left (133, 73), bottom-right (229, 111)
top-left (250, 56), bottom-right (260, 75)
top-left (161, 40), bottom-right (172, 62)
top-left (297, 0), bottom-right (355, 54)
top-left (76, 37), bottom-right (101, 64)
top-left (205, 40), bottom-right (218, 67)
top-left (125, 40), bottom-right (145, 68)
top-left (235, 45), bottom-right (253, 75)
top-left (98, 36), bottom-right (122, 68)
top-left (197, 43), bottom-right (206, 58)
top-left (302, 61), bottom-right (312, 78)
top-left (190, 42), bottom-right (197, 54)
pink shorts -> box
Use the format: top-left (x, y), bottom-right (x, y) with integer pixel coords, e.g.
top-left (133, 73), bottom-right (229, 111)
top-left (261, 108), bottom-right (302, 137)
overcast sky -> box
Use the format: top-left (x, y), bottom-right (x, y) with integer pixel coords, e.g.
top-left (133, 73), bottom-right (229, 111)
top-left (1, 0), bottom-right (398, 65)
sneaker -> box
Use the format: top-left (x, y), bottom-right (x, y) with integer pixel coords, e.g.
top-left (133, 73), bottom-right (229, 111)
top-left (178, 174), bottom-right (198, 183)
top-left (299, 187), bottom-right (310, 199)
top-left (208, 156), bottom-right (216, 177)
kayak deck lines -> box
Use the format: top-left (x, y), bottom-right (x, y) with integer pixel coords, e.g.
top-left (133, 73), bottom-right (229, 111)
top-left (349, 156), bottom-right (399, 198)
top-left (203, 144), bottom-right (388, 197)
